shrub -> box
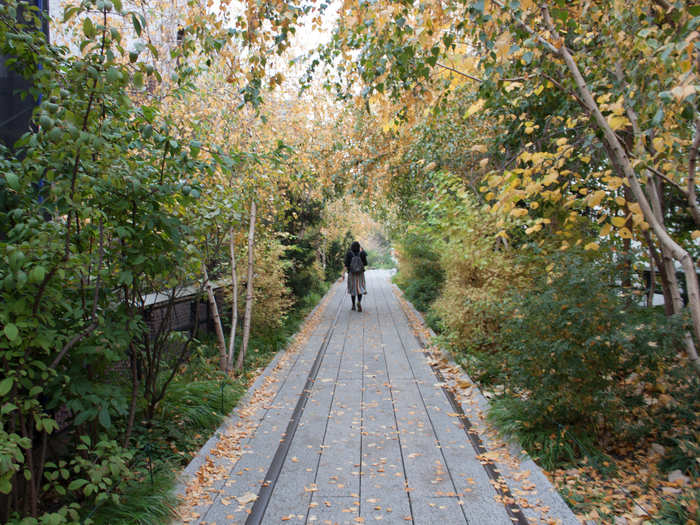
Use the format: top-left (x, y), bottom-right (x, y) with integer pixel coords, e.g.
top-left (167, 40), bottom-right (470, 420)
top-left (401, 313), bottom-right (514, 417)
top-left (431, 201), bottom-right (523, 359)
top-left (365, 247), bottom-right (395, 269)
top-left (393, 231), bottom-right (444, 313)
top-left (488, 250), bottom-right (684, 464)
top-left (324, 237), bottom-right (347, 281)
top-left (229, 235), bottom-right (295, 334)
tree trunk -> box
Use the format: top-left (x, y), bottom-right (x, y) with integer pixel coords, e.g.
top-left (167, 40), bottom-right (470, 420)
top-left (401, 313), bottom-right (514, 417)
top-left (236, 200), bottom-right (257, 372)
top-left (123, 344), bottom-right (139, 448)
top-left (203, 265), bottom-right (228, 371)
top-left (227, 227), bottom-right (238, 373)
top-left (544, 8), bottom-right (700, 374)
top-left (646, 178), bottom-right (686, 314)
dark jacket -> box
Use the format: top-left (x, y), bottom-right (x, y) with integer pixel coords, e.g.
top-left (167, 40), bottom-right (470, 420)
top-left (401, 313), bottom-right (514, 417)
top-left (345, 249), bottom-right (368, 272)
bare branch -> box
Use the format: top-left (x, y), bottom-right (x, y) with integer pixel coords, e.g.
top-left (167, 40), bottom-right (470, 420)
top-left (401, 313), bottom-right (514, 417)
top-left (436, 62), bottom-right (482, 82)
top-left (688, 117), bottom-right (700, 225)
top-left (644, 165), bottom-right (687, 195)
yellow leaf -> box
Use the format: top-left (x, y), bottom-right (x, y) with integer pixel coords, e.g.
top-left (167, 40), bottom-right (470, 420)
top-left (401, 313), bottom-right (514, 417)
top-left (510, 207), bottom-right (529, 218)
top-left (619, 227), bottom-right (633, 239)
top-left (692, 230), bottom-right (700, 240)
top-left (584, 242), bottom-right (599, 251)
top-left (588, 190), bottom-right (606, 207)
top-left (534, 84), bottom-right (544, 96)
top-left (479, 158), bottom-right (489, 168)
top-left (614, 196), bottom-right (626, 206)
top-left (607, 114), bottom-right (630, 131)
top-left (465, 99), bottom-right (485, 118)
top-left (611, 216), bottom-right (627, 227)
top-left (597, 93), bottom-right (612, 104)
top-left (652, 137), bottom-right (665, 153)
top-left (600, 223), bottom-right (612, 237)
top-left (542, 172), bottom-right (559, 186)
top-left (609, 100), bottom-right (625, 115)
top-left (525, 126), bottom-right (534, 134)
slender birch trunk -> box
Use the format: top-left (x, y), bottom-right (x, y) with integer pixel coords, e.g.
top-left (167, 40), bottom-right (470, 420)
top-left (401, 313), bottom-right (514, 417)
top-left (236, 200), bottom-right (257, 372)
top-left (203, 264), bottom-right (228, 371)
top-left (227, 227), bottom-right (239, 373)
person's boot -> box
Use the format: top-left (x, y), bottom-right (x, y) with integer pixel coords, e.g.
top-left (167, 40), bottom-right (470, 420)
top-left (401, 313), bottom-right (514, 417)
top-left (357, 302), bottom-right (362, 312)
top-left (351, 298), bottom-right (356, 311)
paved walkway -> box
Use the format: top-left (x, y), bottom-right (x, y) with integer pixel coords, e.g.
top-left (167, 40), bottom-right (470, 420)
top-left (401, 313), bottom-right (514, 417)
top-left (177, 270), bottom-right (580, 525)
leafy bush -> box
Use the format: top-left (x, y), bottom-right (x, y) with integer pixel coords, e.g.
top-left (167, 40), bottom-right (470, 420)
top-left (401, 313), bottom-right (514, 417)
top-left (324, 238), bottom-right (347, 281)
top-left (393, 231), bottom-right (444, 313)
top-left (365, 247), bottom-right (395, 269)
top-left (429, 183), bottom-right (524, 359)
top-left (486, 250), bottom-right (684, 464)
top-left (246, 236), bottom-right (295, 333)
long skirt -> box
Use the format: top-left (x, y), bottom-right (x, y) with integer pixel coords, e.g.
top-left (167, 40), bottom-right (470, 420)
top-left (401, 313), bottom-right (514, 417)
top-left (347, 271), bottom-right (367, 296)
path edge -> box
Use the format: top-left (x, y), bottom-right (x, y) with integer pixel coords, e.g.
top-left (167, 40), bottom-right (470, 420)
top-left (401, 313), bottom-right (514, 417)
top-left (173, 280), bottom-right (340, 500)
top-left (390, 278), bottom-right (582, 525)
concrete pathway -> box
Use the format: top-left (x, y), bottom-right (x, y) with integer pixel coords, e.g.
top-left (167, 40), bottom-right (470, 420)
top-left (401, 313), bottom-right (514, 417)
top-left (177, 270), bottom-right (580, 525)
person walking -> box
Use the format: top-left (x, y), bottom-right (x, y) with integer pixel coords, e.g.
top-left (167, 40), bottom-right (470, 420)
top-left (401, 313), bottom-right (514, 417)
top-left (344, 240), bottom-right (368, 312)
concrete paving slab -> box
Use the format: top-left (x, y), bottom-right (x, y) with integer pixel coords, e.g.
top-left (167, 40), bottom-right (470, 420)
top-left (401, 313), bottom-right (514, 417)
top-left (414, 380), bottom-right (513, 524)
top-left (410, 496), bottom-right (468, 524)
top-left (315, 379), bottom-right (363, 497)
top-left (389, 379), bottom-right (458, 499)
top-left (360, 382), bottom-right (412, 521)
top-left (305, 496), bottom-right (360, 524)
top-left (263, 383), bottom-right (336, 523)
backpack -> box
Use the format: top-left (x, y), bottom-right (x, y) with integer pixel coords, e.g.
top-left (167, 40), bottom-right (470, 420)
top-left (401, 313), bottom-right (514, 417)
top-left (349, 252), bottom-right (364, 273)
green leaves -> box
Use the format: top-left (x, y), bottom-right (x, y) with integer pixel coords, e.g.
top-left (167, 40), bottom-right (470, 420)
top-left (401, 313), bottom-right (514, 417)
top-left (131, 13), bottom-right (142, 37)
top-left (4, 173), bottom-right (19, 191)
top-left (98, 407), bottom-right (111, 429)
top-left (0, 377), bottom-right (13, 396)
top-left (82, 17), bottom-right (95, 38)
top-left (3, 323), bottom-right (19, 342)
